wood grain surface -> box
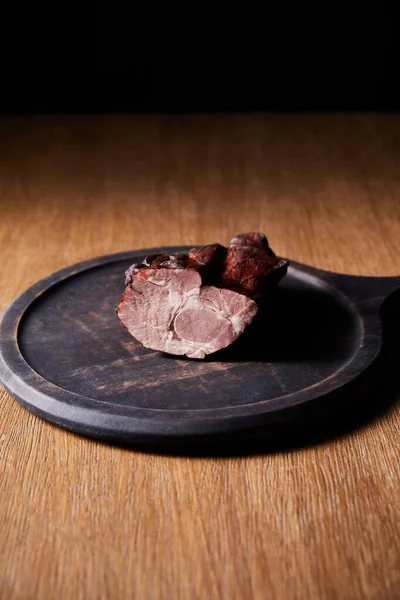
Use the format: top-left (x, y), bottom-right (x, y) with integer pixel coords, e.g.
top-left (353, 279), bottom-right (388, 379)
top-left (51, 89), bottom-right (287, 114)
top-left (1, 114), bottom-right (400, 600)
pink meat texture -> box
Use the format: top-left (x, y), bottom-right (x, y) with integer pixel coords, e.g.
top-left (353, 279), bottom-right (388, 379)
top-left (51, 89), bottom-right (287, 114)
top-left (116, 233), bottom-right (288, 359)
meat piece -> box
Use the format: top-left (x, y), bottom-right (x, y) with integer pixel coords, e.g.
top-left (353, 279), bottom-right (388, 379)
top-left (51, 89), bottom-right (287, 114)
top-left (186, 244), bottom-right (227, 284)
top-left (124, 244), bottom-right (227, 286)
top-left (117, 268), bottom-right (257, 359)
top-left (117, 232), bottom-right (288, 359)
top-left (221, 233), bottom-right (288, 300)
top-left (124, 253), bottom-right (187, 284)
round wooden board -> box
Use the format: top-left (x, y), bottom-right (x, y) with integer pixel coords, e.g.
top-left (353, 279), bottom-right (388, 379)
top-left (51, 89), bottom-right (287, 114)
top-left (0, 247), bottom-right (399, 447)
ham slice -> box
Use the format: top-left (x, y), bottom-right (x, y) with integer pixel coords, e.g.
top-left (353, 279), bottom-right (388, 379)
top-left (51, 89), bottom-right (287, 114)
top-left (117, 268), bottom-right (257, 359)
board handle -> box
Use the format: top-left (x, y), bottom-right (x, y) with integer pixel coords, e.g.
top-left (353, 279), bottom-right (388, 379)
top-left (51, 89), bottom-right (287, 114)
top-left (288, 261), bottom-right (400, 306)
top-left (316, 272), bottom-right (400, 308)
top-left (369, 275), bottom-right (400, 303)
top-left (381, 276), bottom-right (400, 298)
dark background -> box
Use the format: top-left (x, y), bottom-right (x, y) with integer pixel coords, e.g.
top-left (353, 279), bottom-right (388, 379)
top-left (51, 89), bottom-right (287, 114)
top-left (1, 9), bottom-right (398, 113)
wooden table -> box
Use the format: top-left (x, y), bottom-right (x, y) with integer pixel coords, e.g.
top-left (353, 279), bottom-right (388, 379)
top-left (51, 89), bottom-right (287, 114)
top-left (1, 115), bottom-right (400, 600)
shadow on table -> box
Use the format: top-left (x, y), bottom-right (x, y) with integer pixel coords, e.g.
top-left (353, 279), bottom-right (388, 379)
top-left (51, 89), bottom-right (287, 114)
top-left (130, 289), bottom-right (400, 457)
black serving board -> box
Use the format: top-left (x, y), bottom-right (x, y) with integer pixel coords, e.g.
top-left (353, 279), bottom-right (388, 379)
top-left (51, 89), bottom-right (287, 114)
top-left (0, 247), bottom-right (399, 448)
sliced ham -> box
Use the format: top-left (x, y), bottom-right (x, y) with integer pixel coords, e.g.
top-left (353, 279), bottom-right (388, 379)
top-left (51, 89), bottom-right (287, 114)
top-left (117, 268), bottom-right (257, 358)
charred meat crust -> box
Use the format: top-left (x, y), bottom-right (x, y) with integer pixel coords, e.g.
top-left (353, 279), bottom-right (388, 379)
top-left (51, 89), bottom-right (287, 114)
top-left (124, 233), bottom-right (288, 300)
